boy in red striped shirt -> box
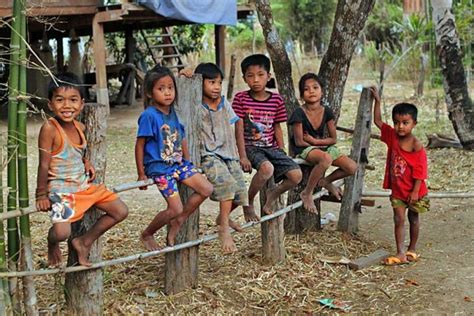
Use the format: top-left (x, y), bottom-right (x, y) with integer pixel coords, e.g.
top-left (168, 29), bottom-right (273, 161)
top-left (232, 54), bottom-right (302, 220)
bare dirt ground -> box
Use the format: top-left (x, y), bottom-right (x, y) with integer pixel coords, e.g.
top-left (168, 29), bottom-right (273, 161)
top-left (1, 80), bottom-right (473, 314)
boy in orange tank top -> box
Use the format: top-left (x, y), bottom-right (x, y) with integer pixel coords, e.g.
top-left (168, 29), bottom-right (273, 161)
top-left (35, 73), bottom-right (128, 267)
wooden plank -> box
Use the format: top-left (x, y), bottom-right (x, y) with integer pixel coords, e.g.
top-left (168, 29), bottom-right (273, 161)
top-left (338, 88), bottom-right (373, 233)
top-left (214, 25), bottom-right (226, 76)
top-left (226, 54), bottom-right (237, 100)
top-left (92, 15), bottom-right (109, 108)
top-left (321, 195), bottom-right (375, 207)
top-left (349, 249), bottom-right (389, 270)
top-left (259, 178), bottom-right (286, 264)
top-left (164, 75), bottom-right (203, 295)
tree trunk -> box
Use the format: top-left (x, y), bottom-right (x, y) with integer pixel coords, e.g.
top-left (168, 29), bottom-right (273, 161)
top-left (318, 0), bottom-right (376, 121)
top-left (255, 0), bottom-right (300, 116)
top-left (164, 76), bottom-right (203, 295)
top-left (431, 0), bottom-right (474, 150)
top-left (65, 103), bottom-right (108, 315)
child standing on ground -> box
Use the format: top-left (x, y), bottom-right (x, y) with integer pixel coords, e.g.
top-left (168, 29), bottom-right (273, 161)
top-left (181, 63), bottom-right (249, 253)
top-left (135, 66), bottom-right (213, 250)
top-left (36, 73), bottom-right (129, 267)
top-left (288, 73), bottom-right (357, 212)
top-left (232, 54), bottom-right (302, 220)
top-left (371, 87), bottom-right (430, 265)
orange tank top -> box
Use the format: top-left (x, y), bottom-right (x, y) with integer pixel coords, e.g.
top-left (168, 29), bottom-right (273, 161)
top-left (48, 118), bottom-right (90, 194)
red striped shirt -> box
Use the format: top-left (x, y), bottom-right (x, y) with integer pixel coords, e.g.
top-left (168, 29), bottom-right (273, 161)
top-left (232, 90), bottom-right (287, 148)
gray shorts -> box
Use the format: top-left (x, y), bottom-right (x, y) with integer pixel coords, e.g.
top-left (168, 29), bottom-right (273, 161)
top-left (246, 146), bottom-right (300, 183)
top-left (201, 155), bottom-right (248, 205)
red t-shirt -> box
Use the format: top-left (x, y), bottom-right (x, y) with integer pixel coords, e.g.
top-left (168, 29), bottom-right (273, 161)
top-left (381, 123), bottom-right (428, 201)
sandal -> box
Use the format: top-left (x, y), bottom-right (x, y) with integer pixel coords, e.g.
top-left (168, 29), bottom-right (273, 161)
top-left (383, 256), bottom-right (409, 266)
top-left (406, 251), bottom-right (420, 262)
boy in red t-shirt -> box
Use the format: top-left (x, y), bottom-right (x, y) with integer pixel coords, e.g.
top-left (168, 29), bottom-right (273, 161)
top-left (371, 87), bottom-right (430, 265)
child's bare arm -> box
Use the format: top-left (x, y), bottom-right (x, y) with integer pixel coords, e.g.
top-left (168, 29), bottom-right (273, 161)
top-left (135, 137), bottom-right (148, 189)
top-left (178, 68), bottom-right (194, 78)
top-left (293, 122), bottom-right (311, 147)
top-left (182, 138), bottom-right (190, 161)
top-left (36, 123), bottom-right (55, 211)
top-left (274, 122), bottom-right (285, 150)
top-left (370, 87), bottom-right (383, 130)
top-left (408, 179), bottom-right (422, 203)
top-left (302, 120), bottom-right (337, 147)
top-left (235, 119), bottom-right (252, 172)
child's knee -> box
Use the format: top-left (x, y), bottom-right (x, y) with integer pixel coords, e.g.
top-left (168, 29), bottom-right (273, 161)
top-left (116, 203), bottom-right (129, 222)
top-left (200, 181), bottom-right (214, 198)
top-left (347, 161), bottom-right (358, 176)
top-left (393, 212), bottom-right (405, 225)
top-left (257, 162), bottom-right (274, 179)
top-left (320, 153), bottom-right (332, 168)
top-left (287, 168), bottom-right (302, 185)
top-left (50, 224), bottom-right (71, 242)
top-left (408, 210), bottom-right (419, 223)
top-left (168, 205), bottom-right (183, 218)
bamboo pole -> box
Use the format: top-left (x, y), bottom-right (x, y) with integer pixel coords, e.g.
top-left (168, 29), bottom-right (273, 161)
top-left (362, 190), bottom-right (474, 198)
top-left (7, 0), bottom-right (22, 312)
top-left (0, 180), bottom-right (343, 278)
top-left (0, 147), bottom-right (12, 316)
top-left (17, 2), bottom-right (38, 313)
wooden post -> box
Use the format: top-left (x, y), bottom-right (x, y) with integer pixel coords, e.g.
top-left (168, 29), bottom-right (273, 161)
top-left (164, 75), bottom-right (203, 294)
top-left (65, 103), bottom-right (108, 315)
top-left (92, 15), bottom-right (109, 109)
top-left (285, 165), bottom-right (321, 234)
top-left (56, 37), bottom-right (64, 73)
top-left (259, 179), bottom-right (285, 264)
top-left (226, 54), bottom-right (237, 101)
top-left (338, 88), bottom-right (373, 234)
top-left (214, 25), bottom-right (226, 76)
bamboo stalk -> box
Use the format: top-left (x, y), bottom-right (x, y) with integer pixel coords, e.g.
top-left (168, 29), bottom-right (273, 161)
top-left (0, 180), bottom-right (343, 278)
top-left (17, 2), bottom-right (38, 314)
top-left (7, 0), bottom-right (22, 312)
top-left (0, 146), bottom-right (12, 316)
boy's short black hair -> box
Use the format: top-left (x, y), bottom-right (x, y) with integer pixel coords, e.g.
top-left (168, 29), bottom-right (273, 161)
top-left (241, 54), bottom-right (271, 75)
top-left (298, 72), bottom-right (323, 98)
top-left (48, 72), bottom-right (84, 100)
top-left (392, 102), bottom-right (418, 122)
top-left (194, 63), bottom-right (223, 80)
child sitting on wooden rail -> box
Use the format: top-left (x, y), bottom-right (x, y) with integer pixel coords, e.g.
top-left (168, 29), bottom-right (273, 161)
top-left (371, 87), bottom-right (430, 266)
top-left (232, 54), bottom-right (302, 220)
top-left (36, 73), bottom-right (129, 267)
top-left (288, 73), bottom-right (357, 213)
top-left (180, 63), bottom-right (249, 254)
top-left (135, 65), bottom-right (213, 251)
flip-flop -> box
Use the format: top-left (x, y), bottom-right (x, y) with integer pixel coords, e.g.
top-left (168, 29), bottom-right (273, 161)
top-left (383, 256), bottom-right (409, 266)
top-left (406, 251), bottom-right (420, 262)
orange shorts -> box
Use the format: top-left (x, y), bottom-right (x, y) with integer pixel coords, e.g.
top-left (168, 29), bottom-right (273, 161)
top-left (49, 184), bottom-right (118, 223)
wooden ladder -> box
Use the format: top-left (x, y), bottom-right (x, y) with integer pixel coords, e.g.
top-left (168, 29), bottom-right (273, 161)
top-left (140, 27), bottom-right (187, 71)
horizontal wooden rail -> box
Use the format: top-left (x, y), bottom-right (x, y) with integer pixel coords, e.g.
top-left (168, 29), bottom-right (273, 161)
top-left (0, 180), bottom-right (344, 278)
top-left (362, 190), bottom-right (474, 198)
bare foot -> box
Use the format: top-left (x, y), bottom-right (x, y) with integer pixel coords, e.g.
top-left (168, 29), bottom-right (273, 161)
top-left (319, 179), bottom-right (342, 200)
top-left (71, 237), bottom-right (92, 267)
top-left (141, 233), bottom-right (159, 251)
top-left (300, 191), bottom-right (317, 213)
top-left (243, 205), bottom-right (260, 222)
top-left (47, 242), bottom-right (62, 267)
top-left (218, 228), bottom-right (237, 254)
top-left (215, 215), bottom-right (243, 232)
top-left (167, 220), bottom-right (182, 246)
top-left (262, 188), bottom-right (279, 215)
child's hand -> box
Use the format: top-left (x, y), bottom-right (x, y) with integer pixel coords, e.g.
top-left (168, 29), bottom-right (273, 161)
top-left (84, 160), bottom-right (96, 182)
top-left (36, 197), bottom-right (51, 212)
top-left (137, 174), bottom-right (149, 190)
top-left (370, 86), bottom-right (381, 104)
top-left (303, 133), bottom-right (315, 144)
top-left (178, 68), bottom-right (193, 78)
top-left (240, 157), bottom-right (252, 173)
top-left (407, 191), bottom-right (419, 204)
